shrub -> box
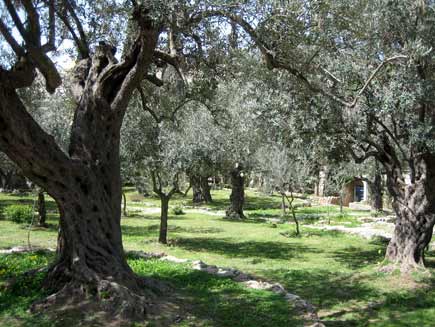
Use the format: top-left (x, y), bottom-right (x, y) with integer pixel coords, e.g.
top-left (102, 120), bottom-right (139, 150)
top-left (171, 205), bottom-right (185, 215)
top-left (4, 205), bottom-right (34, 224)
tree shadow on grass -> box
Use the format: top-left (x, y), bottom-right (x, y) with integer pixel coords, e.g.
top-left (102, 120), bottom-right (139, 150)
top-left (222, 216), bottom-right (269, 224)
top-left (261, 268), bottom-right (380, 327)
top-left (175, 237), bottom-right (322, 260)
top-left (265, 260), bottom-right (435, 327)
top-left (332, 245), bottom-right (385, 270)
top-left (244, 195), bottom-right (282, 210)
top-left (184, 193), bottom-right (281, 212)
top-left (121, 225), bottom-right (224, 237)
top-left (185, 197), bottom-right (229, 211)
top-left (122, 213), bottom-right (186, 221)
top-left (320, 282), bottom-right (435, 327)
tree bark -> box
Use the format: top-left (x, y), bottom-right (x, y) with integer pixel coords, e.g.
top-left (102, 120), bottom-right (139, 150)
top-left (190, 175), bottom-right (204, 203)
top-left (190, 175), bottom-right (212, 203)
top-left (226, 163), bottom-right (245, 219)
top-left (0, 21), bottom-right (159, 318)
top-left (200, 176), bottom-right (213, 203)
top-left (37, 190), bottom-right (47, 227)
top-left (383, 154), bottom-right (435, 271)
top-left (159, 195), bottom-right (169, 244)
top-left (370, 170), bottom-right (383, 212)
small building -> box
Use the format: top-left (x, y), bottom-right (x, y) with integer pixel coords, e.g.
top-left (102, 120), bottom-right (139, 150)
top-left (342, 178), bottom-right (369, 207)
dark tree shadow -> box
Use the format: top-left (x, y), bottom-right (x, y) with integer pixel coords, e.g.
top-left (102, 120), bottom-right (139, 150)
top-left (175, 237), bottom-right (322, 260)
top-left (332, 245), bottom-right (385, 269)
top-left (122, 224), bottom-right (224, 237)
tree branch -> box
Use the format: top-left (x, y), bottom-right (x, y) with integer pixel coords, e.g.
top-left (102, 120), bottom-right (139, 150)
top-left (151, 171), bottom-right (163, 196)
top-left (42, 0), bottom-right (56, 52)
top-left (153, 49), bottom-right (186, 83)
top-left (0, 19), bottom-right (25, 56)
top-left (192, 10), bottom-right (408, 108)
top-left (4, 0), bottom-right (28, 41)
top-left (0, 88), bottom-right (71, 192)
top-left (137, 86), bottom-right (161, 123)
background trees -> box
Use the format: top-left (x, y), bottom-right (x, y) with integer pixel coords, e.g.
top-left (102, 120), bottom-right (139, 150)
top-left (208, 0), bottom-right (435, 271)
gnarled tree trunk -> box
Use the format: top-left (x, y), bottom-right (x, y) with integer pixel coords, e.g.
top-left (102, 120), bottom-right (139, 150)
top-left (191, 175), bottom-right (204, 203)
top-left (200, 176), bottom-right (213, 203)
top-left (0, 22), bottom-right (159, 318)
top-left (190, 175), bottom-right (212, 203)
top-left (226, 163), bottom-right (245, 219)
top-left (383, 154), bottom-right (435, 271)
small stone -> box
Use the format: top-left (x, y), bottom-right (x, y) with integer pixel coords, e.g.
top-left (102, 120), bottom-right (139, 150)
top-left (285, 293), bottom-right (301, 302)
top-left (216, 269), bottom-right (235, 277)
top-left (233, 273), bottom-right (251, 282)
top-left (244, 280), bottom-right (263, 289)
top-left (162, 255), bottom-right (189, 263)
top-left (205, 265), bottom-right (218, 274)
top-left (267, 283), bottom-right (286, 294)
top-left (192, 260), bottom-right (207, 270)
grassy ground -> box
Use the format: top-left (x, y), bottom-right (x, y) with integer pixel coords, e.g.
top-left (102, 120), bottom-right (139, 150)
top-left (0, 189), bottom-right (434, 326)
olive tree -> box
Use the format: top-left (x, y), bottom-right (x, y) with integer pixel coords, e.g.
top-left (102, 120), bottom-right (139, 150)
top-left (0, 0), bottom-right (215, 316)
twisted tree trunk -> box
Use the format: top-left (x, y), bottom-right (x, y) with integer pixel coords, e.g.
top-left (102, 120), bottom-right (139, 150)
top-left (200, 176), bottom-right (213, 203)
top-left (383, 154), bottom-right (435, 271)
top-left (0, 24), bottom-right (159, 318)
top-left (191, 175), bottom-right (204, 203)
top-left (226, 163), bottom-right (245, 219)
top-left (190, 175), bottom-right (212, 203)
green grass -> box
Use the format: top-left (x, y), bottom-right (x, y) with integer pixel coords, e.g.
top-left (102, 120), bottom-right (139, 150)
top-left (0, 251), bottom-right (300, 326)
top-left (0, 189), bottom-right (435, 326)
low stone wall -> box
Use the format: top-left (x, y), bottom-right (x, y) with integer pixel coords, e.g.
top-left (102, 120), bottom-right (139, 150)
top-left (314, 196), bottom-right (340, 206)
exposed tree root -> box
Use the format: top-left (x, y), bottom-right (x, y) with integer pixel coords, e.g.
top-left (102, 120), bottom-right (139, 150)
top-left (31, 279), bottom-right (150, 321)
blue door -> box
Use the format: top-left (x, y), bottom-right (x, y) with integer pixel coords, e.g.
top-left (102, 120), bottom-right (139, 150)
top-left (355, 186), bottom-right (364, 202)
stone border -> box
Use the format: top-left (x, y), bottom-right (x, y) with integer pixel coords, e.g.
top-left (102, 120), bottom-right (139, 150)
top-left (128, 250), bottom-right (324, 326)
